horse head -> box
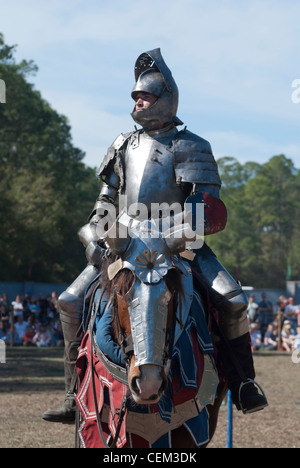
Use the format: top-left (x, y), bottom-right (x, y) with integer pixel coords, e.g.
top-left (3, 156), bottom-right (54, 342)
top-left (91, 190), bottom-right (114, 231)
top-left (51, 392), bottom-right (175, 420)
top-left (103, 213), bottom-right (196, 405)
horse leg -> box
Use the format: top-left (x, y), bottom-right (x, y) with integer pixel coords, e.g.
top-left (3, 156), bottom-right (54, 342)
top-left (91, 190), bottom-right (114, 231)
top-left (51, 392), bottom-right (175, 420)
top-left (203, 381), bottom-right (228, 447)
top-left (171, 426), bottom-right (198, 449)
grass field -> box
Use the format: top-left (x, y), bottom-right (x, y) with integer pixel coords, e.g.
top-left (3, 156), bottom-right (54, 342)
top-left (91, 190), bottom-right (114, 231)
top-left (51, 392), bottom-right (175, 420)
top-left (0, 346), bottom-right (299, 448)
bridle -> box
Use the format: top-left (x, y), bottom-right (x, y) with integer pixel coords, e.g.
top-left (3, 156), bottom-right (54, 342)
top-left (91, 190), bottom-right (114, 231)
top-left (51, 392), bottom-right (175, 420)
top-left (86, 271), bottom-right (179, 449)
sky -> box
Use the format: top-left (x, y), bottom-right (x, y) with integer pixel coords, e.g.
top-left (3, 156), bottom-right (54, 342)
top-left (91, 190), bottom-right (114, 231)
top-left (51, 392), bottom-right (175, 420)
top-left (1, 0), bottom-right (300, 170)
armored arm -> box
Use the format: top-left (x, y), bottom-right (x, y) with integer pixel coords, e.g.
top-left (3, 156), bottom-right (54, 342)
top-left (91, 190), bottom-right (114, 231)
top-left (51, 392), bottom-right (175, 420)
top-left (77, 133), bottom-right (130, 265)
top-left (78, 170), bottom-right (121, 266)
top-left (174, 130), bottom-right (227, 235)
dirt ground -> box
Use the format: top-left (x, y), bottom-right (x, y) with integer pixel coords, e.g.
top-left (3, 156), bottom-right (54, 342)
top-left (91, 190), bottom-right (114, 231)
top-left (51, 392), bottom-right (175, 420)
top-left (0, 346), bottom-right (299, 449)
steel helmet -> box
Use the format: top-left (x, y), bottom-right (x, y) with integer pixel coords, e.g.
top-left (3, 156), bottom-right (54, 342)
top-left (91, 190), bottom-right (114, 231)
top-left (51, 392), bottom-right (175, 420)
top-left (131, 48), bottom-right (183, 129)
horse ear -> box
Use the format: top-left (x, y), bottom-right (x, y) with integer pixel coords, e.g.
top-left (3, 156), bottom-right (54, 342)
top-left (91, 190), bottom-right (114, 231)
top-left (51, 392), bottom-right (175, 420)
top-left (163, 223), bottom-right (196, 254)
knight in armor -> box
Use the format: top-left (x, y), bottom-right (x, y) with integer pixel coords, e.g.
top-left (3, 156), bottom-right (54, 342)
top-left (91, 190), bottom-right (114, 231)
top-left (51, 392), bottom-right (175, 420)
top-left (42, 48), bottom-right (267, 424)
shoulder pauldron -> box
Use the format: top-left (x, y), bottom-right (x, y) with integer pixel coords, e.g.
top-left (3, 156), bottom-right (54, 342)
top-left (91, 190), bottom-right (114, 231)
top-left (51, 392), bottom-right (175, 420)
top-left (172, 129), bottom-right (221, 187)
top-left (97, 132), bottom-right (130, 176)
top-left (97, 131), bottom-right (138, 192)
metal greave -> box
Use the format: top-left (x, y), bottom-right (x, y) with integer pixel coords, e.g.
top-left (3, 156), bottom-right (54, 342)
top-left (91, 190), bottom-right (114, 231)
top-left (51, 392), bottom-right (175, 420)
top-left (58, 264), bottom-right (100, 392)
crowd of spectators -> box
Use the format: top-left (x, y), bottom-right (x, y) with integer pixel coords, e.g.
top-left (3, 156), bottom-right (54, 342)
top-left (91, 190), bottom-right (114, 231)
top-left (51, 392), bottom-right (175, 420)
top-left (0, 291), bottom-right (64, 347)
top-left (1, 289), bottom-right (300, 354)
top-left (247, 292), bottom-right (300, 353)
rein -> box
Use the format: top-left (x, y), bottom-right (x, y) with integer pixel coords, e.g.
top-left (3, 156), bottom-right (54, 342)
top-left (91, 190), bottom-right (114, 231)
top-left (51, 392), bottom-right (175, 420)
top-left (114, 294), bottom-right (135, 365)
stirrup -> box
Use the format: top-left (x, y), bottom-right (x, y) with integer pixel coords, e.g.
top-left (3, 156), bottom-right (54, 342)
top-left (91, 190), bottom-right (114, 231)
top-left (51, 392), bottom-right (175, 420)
top-left (238, 378), bottom-right (268, 414)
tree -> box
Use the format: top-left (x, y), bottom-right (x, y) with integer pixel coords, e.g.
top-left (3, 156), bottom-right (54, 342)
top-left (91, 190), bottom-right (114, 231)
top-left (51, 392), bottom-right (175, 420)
top-left (0, 33), bottom-right (100, 282)
top-left (243, 155), bottom-right (296, 288)
top-left (206, 157), bottom-right (260, 286)
top-left (208, 155), bottom-right (298, 288)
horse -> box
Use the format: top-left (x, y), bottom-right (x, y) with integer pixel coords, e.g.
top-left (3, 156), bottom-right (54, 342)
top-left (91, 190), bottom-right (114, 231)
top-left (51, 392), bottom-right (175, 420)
top-left (75, 214), bottom-right (227, 448)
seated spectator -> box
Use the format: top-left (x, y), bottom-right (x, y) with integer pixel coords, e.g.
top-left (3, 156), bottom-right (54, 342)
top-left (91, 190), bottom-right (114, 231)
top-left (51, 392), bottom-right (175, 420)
top-left (0, 293), bottom-right (10, 319)
top-left (281, 321), bottom-right (295, 352)
top-left (249, 321), bottom-right (262, 350)
top-left (22, 292), bottom-right (32, 319)
top-left (4, 324), bottom-right (21, 346)
top-left (38, 293), bottom-right (50, 322)
top-left (14, 315), bottom-right (28, 345)
top-left (28, 297), bottom-right (41, 320)
top-left (0, 303), bottom-right (9, 325)
top-left (293, 327), bottom-right (300, 351)
top-left (264, 322), bottom-right (278, 350)
top-left (11, 295), bottom-right (23, 318)
top-left (24, 316), bottom-right (37, 346)
top-left (34, 317), bottom-right (43, 333)
top-left (257, 293), bottom-right (274, 340)
top-left (247, 294), bottom-right (259, 323)
top-left (44, 319), bottom-right (55, 345)
top-left (47, 291), bottom-right (59, 320)
top-left (52, 320), bottom-right (64, 347)
top-left (0, 321), bottom-right (8, 341)
top-left (277, 295), bottom-right (288, 312)
top-left (32, 325), bottom-right (52, 347)
top-left (284, 297), bottom-right (299, 332)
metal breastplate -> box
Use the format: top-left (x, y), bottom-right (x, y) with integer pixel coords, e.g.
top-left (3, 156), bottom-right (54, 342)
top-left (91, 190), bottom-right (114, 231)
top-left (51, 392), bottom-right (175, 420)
top-left (124, 130), bottom-right (189, 219)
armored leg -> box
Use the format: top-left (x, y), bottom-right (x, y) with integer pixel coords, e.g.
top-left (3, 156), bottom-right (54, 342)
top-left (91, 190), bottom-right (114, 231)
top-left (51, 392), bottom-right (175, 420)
top-left (193, 243), bottom-right (249, 340)
top-left (59, 264), bottom-right (100, 341)
top-left (42, 264), bottom-right (100, 424)
top-left (192, 244), bottom-right (268, 413)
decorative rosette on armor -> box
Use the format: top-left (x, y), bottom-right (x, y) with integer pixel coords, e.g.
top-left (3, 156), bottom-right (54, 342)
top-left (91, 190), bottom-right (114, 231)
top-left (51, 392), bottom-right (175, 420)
top-left (134, 249), bottom-right (169, 284)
